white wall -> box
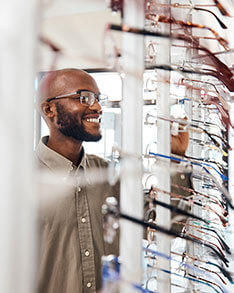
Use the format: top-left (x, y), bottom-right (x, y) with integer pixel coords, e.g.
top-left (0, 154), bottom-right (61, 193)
top-left (39, 5), bottom-right (121, 70)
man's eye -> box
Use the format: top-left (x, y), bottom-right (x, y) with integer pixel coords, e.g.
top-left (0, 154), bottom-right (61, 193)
top-left (80, 96), bottom-right (89, 103)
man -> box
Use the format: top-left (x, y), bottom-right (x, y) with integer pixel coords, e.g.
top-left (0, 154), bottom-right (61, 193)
top-left (36, 68), bottom-right (119, 293)
top-left (36, 68), bottom-right (191, 293)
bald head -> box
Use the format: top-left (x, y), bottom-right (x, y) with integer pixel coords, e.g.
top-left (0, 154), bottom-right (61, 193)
top-left (37, 68), bottom-right (98, 107)
top-left (37, 68), bottom-right (103, 159)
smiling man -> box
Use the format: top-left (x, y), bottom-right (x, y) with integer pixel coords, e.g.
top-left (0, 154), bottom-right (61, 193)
top-left (36, 68), bottom-right (192, 293)
top-left (36, 68), bottom-right (119, 293)
top-left (38, 68), bottom-right (103, 165)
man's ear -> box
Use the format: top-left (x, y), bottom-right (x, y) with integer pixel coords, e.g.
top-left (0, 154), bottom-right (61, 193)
top-left (41, 102), bottom-right (56, 119)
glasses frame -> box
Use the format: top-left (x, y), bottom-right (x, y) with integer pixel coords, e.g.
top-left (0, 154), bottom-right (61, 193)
top-left (145, 13), bottom-right (229, 51)
top-left (108, 23), bottom-right (234, 91)
top-left (173, 251), bottom-right (232, 282)
top-left (144, 189), bottom-right (208, 224)
top-left (189, 137), bottom-right (228, 157)
top-left (185, 156), bottom-right (227, 175)
top-left (184, 231), bottom-right (228, 263)
top-left (104, 195), bottom-right (229, 265)
top-left (172, 183), bottom-right (227, 215)
top-left (158, 115), bottom-right (232, 150)
top-left (146, 262), bottom-right (223, 293)
top-left (109, 0), bottom-right (231, 17)
top-left (151, 185), bottom-right (228, 227)
top-left (144, 244), bottom-right (227, 290)
top-left (193, 264), bottom-right (227, 285)
top-left (188, 220), bottom-right (230, 252)
top-left (46, 89), bottom-right (107, 106)
top-left (149, 145), bottom-right (228, 182)
top-left (145, 1), bottom-right (228, 29)
top-left (174, 221), bottom-right (227, 252)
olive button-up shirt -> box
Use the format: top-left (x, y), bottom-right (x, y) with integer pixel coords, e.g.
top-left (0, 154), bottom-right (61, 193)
top-left (36, 137), bottom-right (119, 293)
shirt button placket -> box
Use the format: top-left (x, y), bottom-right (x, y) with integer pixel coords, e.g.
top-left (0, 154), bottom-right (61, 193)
top-left (76, 180), bottom-right (96, 292)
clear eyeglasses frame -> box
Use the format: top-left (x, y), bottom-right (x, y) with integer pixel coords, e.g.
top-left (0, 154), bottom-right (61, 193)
top-left (46, 89), bottom-right (108, 107)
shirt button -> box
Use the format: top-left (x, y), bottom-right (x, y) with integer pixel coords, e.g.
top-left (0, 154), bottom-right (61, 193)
top-left (85, 250), bottom-right (90, 257)
top-left (78, 187), bottom-right (81, 192)
top-left (86, 282), bottom-right (92, 288)
top-left (81, 217), bottom-right (86, 223)
top-left (180, 174), bottom-right (185, 180)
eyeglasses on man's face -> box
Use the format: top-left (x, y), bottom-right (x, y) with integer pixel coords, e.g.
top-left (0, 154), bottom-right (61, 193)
top-left (46, 89), bottom-right (108, 106)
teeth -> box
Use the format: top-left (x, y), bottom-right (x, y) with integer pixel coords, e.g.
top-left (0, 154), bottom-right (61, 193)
top-left (86, 118), bottom-right (99, 123)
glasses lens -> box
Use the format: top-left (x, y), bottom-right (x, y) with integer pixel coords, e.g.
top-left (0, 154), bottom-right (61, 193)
top-left (80, 91), bottom-right (96, 106)
top-left (79, 91), bottom-right (108, 106)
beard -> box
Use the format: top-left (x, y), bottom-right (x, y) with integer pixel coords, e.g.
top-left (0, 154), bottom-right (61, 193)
top-left (55, 103), bottom-right (102, 142)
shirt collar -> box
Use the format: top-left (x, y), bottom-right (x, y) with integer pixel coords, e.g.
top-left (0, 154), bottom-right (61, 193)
top-left (36, 136), bottom-right (89, 176)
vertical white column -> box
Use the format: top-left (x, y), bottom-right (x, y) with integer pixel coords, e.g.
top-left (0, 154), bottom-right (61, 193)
top-left (0, 1), bottom-right (39, 293)
top-left (120, 0), bottom-right (144, 291)
top-left (156, 1), bottom-right (171, 292)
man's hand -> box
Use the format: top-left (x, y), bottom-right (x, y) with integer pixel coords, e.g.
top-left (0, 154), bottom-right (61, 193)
top-left (171, 128), bottom-right (189, 157)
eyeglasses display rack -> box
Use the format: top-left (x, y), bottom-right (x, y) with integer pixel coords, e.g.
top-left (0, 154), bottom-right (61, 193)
top-left (102, 0), bottom-right (234, 292)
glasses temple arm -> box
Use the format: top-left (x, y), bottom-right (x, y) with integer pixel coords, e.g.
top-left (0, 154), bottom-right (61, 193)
top-left (118, 211), bottom-right (229, 266)
top-left (145, 194), bottom-right (209, 224)
top-left (194, 7), bottom-right (227, 29)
